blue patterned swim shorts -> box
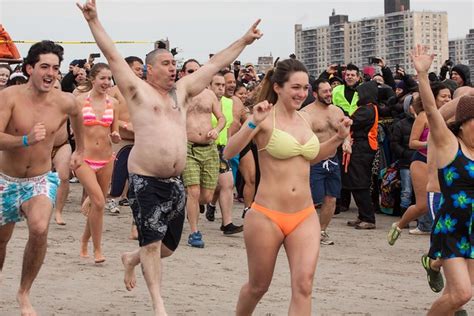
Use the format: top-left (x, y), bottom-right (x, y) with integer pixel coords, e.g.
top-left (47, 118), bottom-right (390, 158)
top-left (0, 172), bottom-right (60, 226)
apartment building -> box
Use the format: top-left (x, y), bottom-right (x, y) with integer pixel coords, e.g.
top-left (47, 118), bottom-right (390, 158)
top-left (295, 10), bottom-right (448, 76)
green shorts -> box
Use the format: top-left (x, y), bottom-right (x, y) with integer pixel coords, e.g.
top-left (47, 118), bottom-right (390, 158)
top-left (182, 142), bottom-right (219, 189)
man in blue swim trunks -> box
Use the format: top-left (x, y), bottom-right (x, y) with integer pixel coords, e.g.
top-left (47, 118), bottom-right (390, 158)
top-left (301, 79), bottom-right (351, 245)
top-left (0, 41), bottom-right (84, 315)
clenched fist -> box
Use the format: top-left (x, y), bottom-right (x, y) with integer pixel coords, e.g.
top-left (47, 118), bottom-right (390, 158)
top-left (26, 122), bottom-right (47, 146)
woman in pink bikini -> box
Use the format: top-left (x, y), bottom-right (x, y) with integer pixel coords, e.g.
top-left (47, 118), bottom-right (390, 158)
top-left (75, 63), bottom-right (120, 263)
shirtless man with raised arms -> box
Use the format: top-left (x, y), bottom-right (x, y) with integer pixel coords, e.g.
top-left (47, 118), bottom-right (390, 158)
top-left (77, 0), bottom-right (262, 314)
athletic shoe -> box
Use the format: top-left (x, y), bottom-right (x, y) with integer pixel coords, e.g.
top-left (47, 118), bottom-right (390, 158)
top-left (387, 222), bottom-right (401, 245)
top-left (347, 218), bottom-right (362, 227)
top-left (320, 231), bottom-right (334, 245)
top-left (188, 231), bottom-right (205, 248)
top-left (69, 177), bottom-right (79, 183)
top-left (105, 198), bottom-right (120, 214)
top-left (409, 227), bottom-right (431, 235)
top-left (355, 221), bottom-right (376, 230)
top-left (118, 198), bottom-right (130, 206)
top-left (421, 254), bottom-right (444, 293)
top-left (241, 206), bottom-right (250, 219)
top-left (221, 223), bottom-right (243, 235)
top-left (206, 204), bottom-right (216, 222)
top-left (199, 204), bottom-right (205, 214)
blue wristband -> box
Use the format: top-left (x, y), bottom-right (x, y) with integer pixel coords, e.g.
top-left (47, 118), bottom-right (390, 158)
top-left (248, 121), bottom-right (257, 130)
top-left (22, 135), bottom-right (29, 147)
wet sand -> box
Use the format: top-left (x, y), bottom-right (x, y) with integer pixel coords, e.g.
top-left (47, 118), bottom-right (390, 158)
top-left (0, 182), bottom-right (472, 315)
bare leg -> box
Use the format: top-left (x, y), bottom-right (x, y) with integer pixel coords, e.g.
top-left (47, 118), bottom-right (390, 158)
top-left (53, 144), bottom-right (72, 225)
top-left (122, 249), bottom-right (140, 291)
top-left (397, 161), bottom-right (428, 229)
top-left (319, 196), bottom-right (336, 231)
top-left (0, 223), bottom-right (15, 279)
top-left (186, 185), bottom-right (201, 233)
top-left (428, 258), bottom-right (473, 315)
top-left (284, 213), bottom-right (320, 315)
top-left (218, 172), bottom-right (234, 226)
top-left (238, 150), bottom-right (256, 208)
top-left (139, 241), bottom-right (167, 316)
top-left (236, 209), bottom-right (283, 315)
top-left (80, 211), bottom-right (91, 258)
top-left (122, 244), bottom-right (175, 292)
top-left (17, 196), bottom-right (53, 316)
top-left (75, 161), bottom-right (113, 263)
top-left (129, 221), bottom-right (138, 240)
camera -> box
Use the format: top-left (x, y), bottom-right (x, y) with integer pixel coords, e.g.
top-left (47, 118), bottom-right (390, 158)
top-left (445, 59), bottom-right (454, 67)
top-left (89, 53), bottom-right (101, 59)
top-left (369, 57), bottom-right (381, 64)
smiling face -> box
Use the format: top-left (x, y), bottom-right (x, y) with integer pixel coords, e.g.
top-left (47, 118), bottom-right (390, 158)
top-left (0, 67), bottom-right (11, 87)
top-left (435, 88), bottom-right (452, 108)
top-left (314, 81), bottom-right (332, 106)
top-left (344, 70), bottom-right (360, 87)
top-left (91, 68), bottom-right (112, 94)
top-left (234, 86), bottom-right (248, 103)
top-left (274, 71), bottom-right (309, 110)
top-left (26, 53), bottom-right (60, 93)
top-left (450, 70), bottom-right (464, 87)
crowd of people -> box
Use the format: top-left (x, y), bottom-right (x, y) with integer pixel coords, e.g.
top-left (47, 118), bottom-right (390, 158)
top-left (0, 0), bottom-right (472, 315)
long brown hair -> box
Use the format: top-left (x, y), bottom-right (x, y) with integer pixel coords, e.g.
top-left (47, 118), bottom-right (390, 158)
top-left (256, 59), bottom-right (308, 104)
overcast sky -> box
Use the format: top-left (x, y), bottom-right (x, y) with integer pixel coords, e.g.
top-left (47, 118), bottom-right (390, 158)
top-left (1, 0), bottom-right (472, 71)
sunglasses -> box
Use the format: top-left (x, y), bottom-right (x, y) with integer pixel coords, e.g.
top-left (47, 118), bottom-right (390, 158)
top-left (186, 69), bottom-right (195, 74)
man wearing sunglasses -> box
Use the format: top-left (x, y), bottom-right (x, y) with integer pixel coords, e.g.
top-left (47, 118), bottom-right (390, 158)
top-left (180, 59), bottom-right (226, 248)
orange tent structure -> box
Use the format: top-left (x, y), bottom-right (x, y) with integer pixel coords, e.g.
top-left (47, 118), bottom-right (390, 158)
top-left (0, 24), bottom-right (21, 62)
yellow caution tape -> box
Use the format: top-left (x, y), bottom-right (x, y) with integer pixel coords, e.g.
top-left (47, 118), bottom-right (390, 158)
top-left (0, 40), bottom-right (153, 44)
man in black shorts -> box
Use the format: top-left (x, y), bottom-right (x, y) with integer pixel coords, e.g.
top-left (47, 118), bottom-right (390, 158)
top-left (78, 0), bottom-right (262, 313)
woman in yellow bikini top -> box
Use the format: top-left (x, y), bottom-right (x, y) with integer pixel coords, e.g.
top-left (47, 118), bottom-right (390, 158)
top-left (258, 107), bottom-right (320, 161)
top-left (224, 59), bottom-right (352, 315)
top-left (73, 63), bottom-right (120, 264)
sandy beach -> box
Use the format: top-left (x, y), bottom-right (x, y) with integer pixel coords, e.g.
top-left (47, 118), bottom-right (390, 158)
top-left (0, 182), bottom-right (472, 315)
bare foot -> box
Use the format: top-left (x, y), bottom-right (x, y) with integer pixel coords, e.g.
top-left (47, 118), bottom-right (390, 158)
top-left (55, 212), bottom-right (66, 225)
top-left (94, 250), bottom-right (105, 264)
top-left (17, 292), bottom-right (37, 316)
top-left (81, 197), bottom-right (91, 217)
top-left (129, 225), bottom-right (138, 240)
top-left (121, 252), bottom-right (137, 291)
top-left (80, 240), bottom-right (89, 258)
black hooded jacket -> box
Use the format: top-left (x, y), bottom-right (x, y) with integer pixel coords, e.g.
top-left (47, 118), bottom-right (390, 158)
top-left (451, 64), bottom-right (471, 87)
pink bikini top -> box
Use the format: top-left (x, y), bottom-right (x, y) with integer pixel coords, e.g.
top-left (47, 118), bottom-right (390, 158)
top-left (82, 93), bottom-right (113, 128)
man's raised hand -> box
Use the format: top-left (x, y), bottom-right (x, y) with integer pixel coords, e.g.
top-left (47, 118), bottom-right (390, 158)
top-left (243, 19), bottom-right (263, 45)
top-left (76, 0), bottom-right (98, 21)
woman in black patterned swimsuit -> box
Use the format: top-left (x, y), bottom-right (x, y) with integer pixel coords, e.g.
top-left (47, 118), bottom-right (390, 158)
top-left (413, 45), bottom-right (473, 315)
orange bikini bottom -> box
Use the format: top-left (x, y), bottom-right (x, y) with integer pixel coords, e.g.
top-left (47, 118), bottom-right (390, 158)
top-left (251, 202), bottom-right (315, 236)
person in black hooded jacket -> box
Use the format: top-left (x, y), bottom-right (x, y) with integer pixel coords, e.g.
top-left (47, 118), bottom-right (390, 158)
top-left (390, 95), bottom-right (416, 212)
top-left (450, 64), bottom-right (471, 87)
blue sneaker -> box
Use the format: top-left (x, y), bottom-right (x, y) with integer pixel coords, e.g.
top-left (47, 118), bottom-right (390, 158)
top-left (188, 231), bottom-right (205, 248)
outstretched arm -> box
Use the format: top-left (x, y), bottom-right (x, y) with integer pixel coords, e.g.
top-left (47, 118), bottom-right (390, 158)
top-left (411, 45), bottom-right (455, 149)
top-left (223, 100), bottom-right (271, 159)
top-left (77, 0), bottom-right (141, 99)
top-left (178, 19), bottom-right (263, 100)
